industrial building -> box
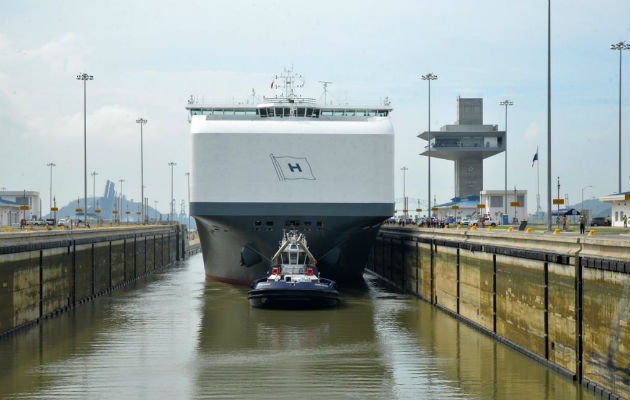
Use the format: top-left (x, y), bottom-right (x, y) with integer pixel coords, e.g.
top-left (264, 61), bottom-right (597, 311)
top-left (0, 190), bottom-right (41, 225)
top-left (599, 192), bottom-right (630, 227)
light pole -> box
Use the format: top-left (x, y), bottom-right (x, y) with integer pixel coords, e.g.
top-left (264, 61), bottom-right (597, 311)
top-left (546, 0), bottom-right (552, 232)
top-left (46, 162), bottom-right (56, 212)
top-left (581, 185), bottom-right (592, 213)
top-left (90, 171), bottom-right (98, 214)
top-left (499, 100), bottom-right (513, 220)
top-left (168, 162), bottom-right (177, 222)
top-left (136, 118), bottom-right (147, 223)
top-left (76, 72), bottom-right (93, 227)
top-left (401, 167), bottom-right (408, 218)
top-left (185, 172), bottom-right (191, 228)
top-left (118, 179), bottom-right (124, 224)
top-left (154, 200), bottom-right (159, 220)
top-left (610, 42), bottom-right (630, 193)
top-left (421, 73), bottom-right (438, 218)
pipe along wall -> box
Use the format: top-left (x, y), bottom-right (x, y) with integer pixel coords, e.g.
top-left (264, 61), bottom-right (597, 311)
top-left (0, 225), bottom-right (190, 339)
top-left (368, 227), bottom-right (630, 400)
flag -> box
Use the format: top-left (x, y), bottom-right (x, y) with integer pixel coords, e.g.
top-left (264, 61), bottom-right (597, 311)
top-left (270, 81), bottom-right (274, 89)
top-left (270, 154), bottom-right (316, 181)
top-left (531, 151), bottom-right (538, 167)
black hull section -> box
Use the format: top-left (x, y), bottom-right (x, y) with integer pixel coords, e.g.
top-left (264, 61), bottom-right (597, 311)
top-left (248, 288), bottom-right (339, 309)
top-left (194, 214), bottom-right (386, 284)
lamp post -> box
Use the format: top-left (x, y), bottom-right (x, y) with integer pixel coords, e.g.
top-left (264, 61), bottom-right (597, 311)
top-left (610, 42), bottom-right (630, 193)
top-left (46, 162), bottom-right (56, 211)
top-left (546, 0), bottom-right (552, 232)
top-left (401, 167), bottom-right (408, 218)
top-left (581, 185), bottom-right (593, 213)
top-left (154, 200), bottom-right (159, 220)
top-left (499, 100), bottom-right (513, 220)
top-left (76, 72), bottom-right (93, 228)
top-left (118, 179), bottom-right (124, 224)
top-left (185, 172), bottom-right (191, 228)
top-left (136, 118), bottom-right (147, 223)
top-left (90, 171), bottom-right (98, 214)
top-left (421, 73), bottom-right (438, 218)
top-left (168, 162), bottom-right (177, 222)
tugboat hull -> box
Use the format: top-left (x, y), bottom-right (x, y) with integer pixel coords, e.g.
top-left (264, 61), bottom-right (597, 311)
top-left (248, 284), bottom-right (339, 309)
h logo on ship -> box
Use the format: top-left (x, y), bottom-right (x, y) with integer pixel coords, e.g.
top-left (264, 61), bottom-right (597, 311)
top-left (270, 154), bottom-right (316, 181)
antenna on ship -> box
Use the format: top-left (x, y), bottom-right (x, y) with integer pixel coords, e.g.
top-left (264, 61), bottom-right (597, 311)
top-left (272, 67), bottom-right (305, 99)
top-left (319, 81), bottom-right (332, 105)
top-left (251, 88), bottom-right (256, 104)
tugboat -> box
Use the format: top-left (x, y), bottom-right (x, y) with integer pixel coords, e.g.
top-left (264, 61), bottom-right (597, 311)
top-left (248, 230), bottom-right (340, 309)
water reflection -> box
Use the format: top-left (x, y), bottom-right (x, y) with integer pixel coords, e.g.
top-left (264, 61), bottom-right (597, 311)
top-left (0, 255), bottom-right (593, 399)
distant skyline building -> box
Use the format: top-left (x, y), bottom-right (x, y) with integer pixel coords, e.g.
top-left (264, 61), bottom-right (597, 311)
top-left (418, 98), bottom-right (505, 198)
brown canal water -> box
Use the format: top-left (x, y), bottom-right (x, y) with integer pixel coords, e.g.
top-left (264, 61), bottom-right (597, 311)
top-left (0, 254), bottom-right (595, 399)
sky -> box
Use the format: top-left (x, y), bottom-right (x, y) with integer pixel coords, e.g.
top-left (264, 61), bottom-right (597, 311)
top-left (0, 0), bottom-right (629, 214)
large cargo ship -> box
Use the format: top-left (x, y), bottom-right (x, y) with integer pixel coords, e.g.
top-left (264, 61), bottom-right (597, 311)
top-left (187, 69), bottom-right (394, 284)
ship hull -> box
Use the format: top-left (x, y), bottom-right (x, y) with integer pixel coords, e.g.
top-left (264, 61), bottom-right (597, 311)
top-left (189, 116), bottom-right (394, 284)
top-left (194, 209), bottom-right (388, 285)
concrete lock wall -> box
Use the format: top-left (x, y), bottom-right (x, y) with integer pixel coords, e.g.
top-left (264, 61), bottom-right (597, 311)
top-left (368, 227), bottom-right (630, 400)
top-left (0, 225), bottom-right (188, 338)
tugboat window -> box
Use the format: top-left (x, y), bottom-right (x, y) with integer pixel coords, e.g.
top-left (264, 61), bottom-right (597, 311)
top-left (254, 220), bottom-right (262, 226)
top-left (266, 221), bottom-right (274, 226)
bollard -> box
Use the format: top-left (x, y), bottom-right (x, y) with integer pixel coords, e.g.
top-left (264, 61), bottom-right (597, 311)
top-left (456, 225), bottom-right (461, 230)
top-left (588, 230), bottom-right (595, 237)
top-left (471, 225), bottom-right (477, 231)
top-left (525, 227), bottom-right (532, 233)
top-left (487, 226), bottom-right (493, 231)
top-left (3, 228), bottom-right (10, 232)
top-left (553, 229), bottom-right (560, 235)
top-left (507, 227), bottom-right (513, 232)
top-left (444, 224), bottom-right (449, 229)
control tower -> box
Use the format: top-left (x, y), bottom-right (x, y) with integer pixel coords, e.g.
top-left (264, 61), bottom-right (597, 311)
top-left (418, 98), bottom-right (505, 198)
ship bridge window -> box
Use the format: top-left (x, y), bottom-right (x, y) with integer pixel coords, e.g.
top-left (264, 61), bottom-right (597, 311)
top-left (333, 110), bottom-right (344, 116)
top-left (191, 109), bottom-right (203, 115)
top-left (213, 109), bottom-right (224, 115)
top-left (376, 110), bottom-right (389, 116)
top-left (367, 110), bottom-right (376, 116)
top-left (296, 108), bottom-right (305, 117)
top-left (321, 110), bottom-right (333, 116)
top-left (344, 110), bottom-right (355, 116)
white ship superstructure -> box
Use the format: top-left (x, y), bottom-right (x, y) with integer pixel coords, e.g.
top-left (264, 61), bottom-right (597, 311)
top-left (187, 70), bottom-right (394, 284)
